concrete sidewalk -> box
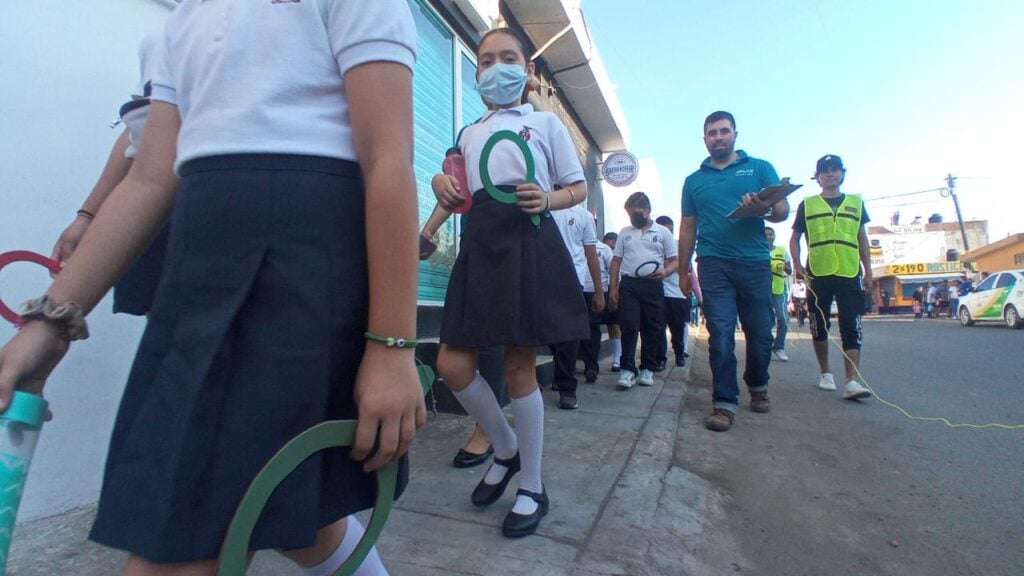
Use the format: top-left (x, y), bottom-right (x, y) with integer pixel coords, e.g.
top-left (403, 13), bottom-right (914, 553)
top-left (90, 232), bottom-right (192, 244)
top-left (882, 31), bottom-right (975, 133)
top-left (10, 334), bottom-right (736, 575)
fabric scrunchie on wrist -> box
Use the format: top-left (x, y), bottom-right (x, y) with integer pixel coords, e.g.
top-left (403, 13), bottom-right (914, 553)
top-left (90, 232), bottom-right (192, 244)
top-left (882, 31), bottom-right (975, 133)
top-left (19, 295), bottom-right (90, 341)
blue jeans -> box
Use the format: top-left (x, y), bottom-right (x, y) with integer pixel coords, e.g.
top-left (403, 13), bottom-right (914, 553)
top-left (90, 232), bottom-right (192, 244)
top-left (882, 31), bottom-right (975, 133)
top-left (770, 293), bottom-right (789, 351)
top-left (697, 257), bottom-right (774, 413)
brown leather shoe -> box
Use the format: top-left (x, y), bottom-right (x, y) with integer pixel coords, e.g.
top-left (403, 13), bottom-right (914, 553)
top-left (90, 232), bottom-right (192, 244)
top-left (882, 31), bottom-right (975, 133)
top-left (750, 390), bottom-right (771, 413)
top-left (705, 409), bottom-right (735, 432)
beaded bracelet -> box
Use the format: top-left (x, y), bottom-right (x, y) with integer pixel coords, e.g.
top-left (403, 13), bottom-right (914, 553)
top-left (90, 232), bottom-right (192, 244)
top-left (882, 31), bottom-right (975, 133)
top-left (364, 331), bottom-right (418, 349)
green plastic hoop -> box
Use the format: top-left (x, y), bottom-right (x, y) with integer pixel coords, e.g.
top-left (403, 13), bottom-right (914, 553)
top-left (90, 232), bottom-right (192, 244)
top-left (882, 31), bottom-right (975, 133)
top-left (217, 362), bottom-right (435, 576)
top-left (478, 130), bottom-right (541, 227)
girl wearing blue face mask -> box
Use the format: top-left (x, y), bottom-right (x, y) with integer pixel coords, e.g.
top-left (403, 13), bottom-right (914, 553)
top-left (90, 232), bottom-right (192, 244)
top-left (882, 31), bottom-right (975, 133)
top-left (431, 28), bottom-right (589, 539)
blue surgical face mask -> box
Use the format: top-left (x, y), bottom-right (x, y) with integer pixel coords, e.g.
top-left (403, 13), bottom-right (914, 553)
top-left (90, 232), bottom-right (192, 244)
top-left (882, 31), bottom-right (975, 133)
top-left (476, 62), bottom-right (528, 106)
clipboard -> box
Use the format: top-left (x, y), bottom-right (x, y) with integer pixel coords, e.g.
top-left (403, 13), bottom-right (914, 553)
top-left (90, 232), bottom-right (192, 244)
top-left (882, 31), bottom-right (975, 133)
top-left (726, 178), bottom-right (802, 219)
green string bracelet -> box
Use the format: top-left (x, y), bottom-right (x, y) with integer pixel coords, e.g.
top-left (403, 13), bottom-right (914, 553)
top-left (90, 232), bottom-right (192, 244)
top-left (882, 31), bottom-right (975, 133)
top-left (479, 130), bottom-right (541, 227)
top-left (217, 360), bottom-right (435, 576)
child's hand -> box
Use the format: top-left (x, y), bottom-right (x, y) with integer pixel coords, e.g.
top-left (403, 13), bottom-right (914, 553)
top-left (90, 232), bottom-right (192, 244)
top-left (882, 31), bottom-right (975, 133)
top-left (431, 174), bottom-right (464, 211)
top-left (516, 183), bottom-right (548, 214)
top-left (351, 345), bottom-right (427, 472)
top-left (0, 320), bottom-right (69, 414)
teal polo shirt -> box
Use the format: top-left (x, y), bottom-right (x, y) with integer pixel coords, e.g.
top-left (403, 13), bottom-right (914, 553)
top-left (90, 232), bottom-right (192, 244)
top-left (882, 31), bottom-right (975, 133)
top-left (681, 150), bottom-right (780, 261)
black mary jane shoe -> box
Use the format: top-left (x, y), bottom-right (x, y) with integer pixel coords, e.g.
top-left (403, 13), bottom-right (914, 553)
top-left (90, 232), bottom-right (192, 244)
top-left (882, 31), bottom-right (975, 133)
top-left (470, 453), bottom-right (520, 507)
top-left (501, 487), bottom-right (549, 538)
top-left (452, 445), bottom-right (494, 469)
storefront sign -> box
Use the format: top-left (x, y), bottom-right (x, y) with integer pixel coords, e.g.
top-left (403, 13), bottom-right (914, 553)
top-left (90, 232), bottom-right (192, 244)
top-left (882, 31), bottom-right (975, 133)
top-left (602, 151), bottom-right (639, 187)
top-left (886, 261), bottom-right (965, 275)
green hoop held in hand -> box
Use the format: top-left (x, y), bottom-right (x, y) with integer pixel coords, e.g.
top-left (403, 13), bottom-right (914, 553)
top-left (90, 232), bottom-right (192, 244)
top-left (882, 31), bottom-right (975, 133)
top-left (479, 130), bottom-right (541, 227)
top-left (217, 361), bottom-right (435, 576)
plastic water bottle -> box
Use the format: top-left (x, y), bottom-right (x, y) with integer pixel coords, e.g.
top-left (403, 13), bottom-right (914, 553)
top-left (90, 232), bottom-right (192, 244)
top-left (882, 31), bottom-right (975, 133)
top-left (0, 392), bottom-right (48, 573)
top-left (442, 148), bottom-right (472, 214)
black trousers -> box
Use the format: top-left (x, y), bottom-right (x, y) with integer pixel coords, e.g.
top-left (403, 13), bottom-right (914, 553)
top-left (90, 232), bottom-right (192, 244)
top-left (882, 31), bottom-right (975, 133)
top-left (657, 296), bottom-right (691, 364)
top-left (579, 291), bottom-right (603, 373)
top-left (618, 277), bottom-right (664, 374)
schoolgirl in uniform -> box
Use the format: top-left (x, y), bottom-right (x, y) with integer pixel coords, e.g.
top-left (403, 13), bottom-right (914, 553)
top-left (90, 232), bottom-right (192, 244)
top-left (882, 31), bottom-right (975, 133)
top-left (432, 28), bottom-right (589, 538)
top-left (0, 2), bottom-right (424, 575)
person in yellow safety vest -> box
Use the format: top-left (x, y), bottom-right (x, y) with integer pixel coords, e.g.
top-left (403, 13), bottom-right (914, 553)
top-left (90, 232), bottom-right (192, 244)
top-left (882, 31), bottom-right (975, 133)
top-left (766, 227), bottom-right (792, 361)
top-left (790, 154), bottom-right (874, 401)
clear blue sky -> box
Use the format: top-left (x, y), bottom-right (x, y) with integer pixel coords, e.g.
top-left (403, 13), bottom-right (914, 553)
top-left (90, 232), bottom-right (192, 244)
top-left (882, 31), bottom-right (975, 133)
top-left (582, 0), bottom-right (1024, 248)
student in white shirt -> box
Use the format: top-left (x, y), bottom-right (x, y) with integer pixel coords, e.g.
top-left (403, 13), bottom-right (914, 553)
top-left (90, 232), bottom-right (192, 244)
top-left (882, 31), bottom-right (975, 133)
top-left (550, 204), bottom-right (604, 409)
top-left (609, 193), bottom-right (679, 389)
top-left (51, 33), bottom-right (169, 316)
top-left (654, 216), bottom-right (694, 368)
top-left (599, 232), bottom-right (623, 370)
top-left (0, 2), bottom-right (422, 574)
top-left (431, 28), bottom-right (589, 539)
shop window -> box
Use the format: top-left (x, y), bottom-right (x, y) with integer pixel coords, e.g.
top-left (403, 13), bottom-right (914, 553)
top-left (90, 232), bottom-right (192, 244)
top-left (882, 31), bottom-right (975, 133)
top-left (408, 0), bottom-right (476, 303)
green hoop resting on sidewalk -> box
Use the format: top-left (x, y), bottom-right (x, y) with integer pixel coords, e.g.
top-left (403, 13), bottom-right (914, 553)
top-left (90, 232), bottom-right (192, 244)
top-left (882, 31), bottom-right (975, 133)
top-left (217, 361), bottom-right (435, 576)
top-left (478, 130), bottom-right (541, 227)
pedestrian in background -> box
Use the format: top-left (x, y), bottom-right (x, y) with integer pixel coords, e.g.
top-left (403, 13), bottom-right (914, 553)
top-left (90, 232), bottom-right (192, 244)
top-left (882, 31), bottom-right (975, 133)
top-left (599, 232), bottom-right (623, 371)
top-left (654, 216), bottom-right (693, 368)
top-left (766, 227), bottom-right (792, 361)
top-left (609, 193), bottom-right (678, 389)
top-left (790, 154), bottom-right (872, 401)
top-left (678, 111), bottom-right (788, 432)
top-left (550, 202), bottom-right (605, 410)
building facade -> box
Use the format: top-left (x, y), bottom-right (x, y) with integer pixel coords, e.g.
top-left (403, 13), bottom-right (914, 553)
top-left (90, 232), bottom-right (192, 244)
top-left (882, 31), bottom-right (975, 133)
top-left (961, 233), bottom-right (1024, 274)
top-left (867, 221), bottom-right (988, 312)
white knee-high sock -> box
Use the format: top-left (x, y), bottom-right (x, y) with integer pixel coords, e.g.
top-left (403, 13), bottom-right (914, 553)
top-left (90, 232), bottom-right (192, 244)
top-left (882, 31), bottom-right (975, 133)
top-left (452, 372), bottom-right (518, 463)
top-left (303, 516), bottom-right (387, 576)
top-left (510, 388), bottom-right (544, 514)
top-left (611, 338), bottom-right (622, 365)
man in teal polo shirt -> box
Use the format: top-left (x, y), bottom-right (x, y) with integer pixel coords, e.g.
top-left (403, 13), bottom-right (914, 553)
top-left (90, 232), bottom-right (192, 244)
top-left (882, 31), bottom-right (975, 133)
top-left (678, 111), bottom-right (790, 432)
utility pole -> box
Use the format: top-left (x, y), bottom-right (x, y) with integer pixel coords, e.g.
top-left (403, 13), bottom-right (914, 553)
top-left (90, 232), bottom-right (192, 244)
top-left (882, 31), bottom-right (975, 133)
top-left (947, 173), bottom-right (970, 253)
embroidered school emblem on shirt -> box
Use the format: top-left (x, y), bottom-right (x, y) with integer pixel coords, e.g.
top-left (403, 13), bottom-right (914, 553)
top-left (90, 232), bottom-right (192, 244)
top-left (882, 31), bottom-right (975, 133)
top-left (735, 169), bottom-right (754, 176)
top-left (519, 127), bottom-right (532, 142)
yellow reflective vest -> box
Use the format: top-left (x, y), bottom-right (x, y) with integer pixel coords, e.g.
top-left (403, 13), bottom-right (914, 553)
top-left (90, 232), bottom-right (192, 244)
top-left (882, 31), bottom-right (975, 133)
top-left (804, 194), bottom-right (863, 278)
top-left (770, 246), bottom-right (788, 295)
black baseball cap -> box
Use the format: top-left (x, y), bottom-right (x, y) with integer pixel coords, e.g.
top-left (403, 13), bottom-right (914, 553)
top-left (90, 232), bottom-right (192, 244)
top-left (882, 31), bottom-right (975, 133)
top-left (816, 154), bottom-right (844, 173)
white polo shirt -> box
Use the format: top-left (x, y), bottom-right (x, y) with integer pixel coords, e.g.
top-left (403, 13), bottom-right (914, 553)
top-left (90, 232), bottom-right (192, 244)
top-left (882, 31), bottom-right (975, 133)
top-left (551, 204), bottom-right (598, 292)
top-left (596, 242), bottom-right (613, 292)
top-left (119, 32), bottom-right (162, 159)
top-left (459, 104), bottom-right (585, 195)
top-left (151, 0), bottom-right (417, 172)
top-left (614, 222), bottom-right (677, 279)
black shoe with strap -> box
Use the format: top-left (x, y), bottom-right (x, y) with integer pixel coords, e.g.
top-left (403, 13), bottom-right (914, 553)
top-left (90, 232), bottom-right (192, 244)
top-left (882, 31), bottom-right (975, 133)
top-left (471, 452), bottom-right (520, 507)
top-left (452, 445), bottom-right (493, 469)
top-left (501, 487), bottom-right (549, 538)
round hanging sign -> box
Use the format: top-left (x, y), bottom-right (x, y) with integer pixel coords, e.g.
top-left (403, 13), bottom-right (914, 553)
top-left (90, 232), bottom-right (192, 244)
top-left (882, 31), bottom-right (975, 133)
top-left (602, 151), bottom-right (640, 187)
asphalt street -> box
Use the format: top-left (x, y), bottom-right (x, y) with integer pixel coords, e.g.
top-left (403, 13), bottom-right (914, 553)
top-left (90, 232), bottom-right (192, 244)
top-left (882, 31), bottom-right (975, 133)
top-left (676, 315), bottom-right (1024, 576)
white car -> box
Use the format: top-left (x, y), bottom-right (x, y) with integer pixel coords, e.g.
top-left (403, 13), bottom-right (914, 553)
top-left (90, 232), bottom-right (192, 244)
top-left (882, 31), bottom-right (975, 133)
top-left (958, 269), bottom-right (1024, 329)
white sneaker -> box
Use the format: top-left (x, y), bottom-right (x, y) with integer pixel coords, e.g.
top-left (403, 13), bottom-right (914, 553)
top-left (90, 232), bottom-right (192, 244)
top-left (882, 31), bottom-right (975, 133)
top-left (773, 349), bottom-right (789, 362)
top-left (617, 371), bottom-right (636, 389)
top-left (637, 369), bottom-right (655, 386)
top-left (843, 380), bottom-right (872, 400)
top-left (817, 373), bottom-right (837, 391)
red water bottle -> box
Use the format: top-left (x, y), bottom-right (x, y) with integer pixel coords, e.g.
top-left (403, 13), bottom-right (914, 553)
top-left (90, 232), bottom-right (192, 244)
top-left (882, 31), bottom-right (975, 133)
top-left (442, 148), bottom-right (472, 214)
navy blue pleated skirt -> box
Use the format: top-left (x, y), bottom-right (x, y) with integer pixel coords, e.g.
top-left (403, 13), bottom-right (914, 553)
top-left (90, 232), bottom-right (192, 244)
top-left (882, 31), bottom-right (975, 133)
top-left (112, 223), bottom-right (169, 315)
top-left (440, 188), bottom-right (589, 347)
top-left (89, 154), bottom-right (408, 562)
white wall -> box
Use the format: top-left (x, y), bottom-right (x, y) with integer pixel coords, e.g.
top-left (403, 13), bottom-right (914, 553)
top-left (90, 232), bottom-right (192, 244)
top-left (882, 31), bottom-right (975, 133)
top-left (0, 1), bottom-right (173, 520)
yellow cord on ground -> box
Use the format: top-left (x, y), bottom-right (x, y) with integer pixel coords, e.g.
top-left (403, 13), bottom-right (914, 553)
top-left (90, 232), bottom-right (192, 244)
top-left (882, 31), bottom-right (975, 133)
top-left (797, 282), bottom-right (1024, 430)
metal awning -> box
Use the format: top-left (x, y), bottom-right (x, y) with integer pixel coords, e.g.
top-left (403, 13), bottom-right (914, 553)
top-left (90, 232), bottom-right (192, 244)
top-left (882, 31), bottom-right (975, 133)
top-left (504, 0), bottom-right (629, 152)
top-left (894, 273), bottom-right (961, 284)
